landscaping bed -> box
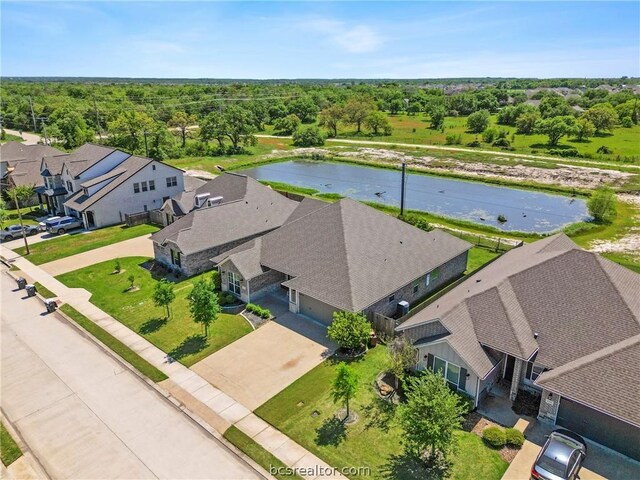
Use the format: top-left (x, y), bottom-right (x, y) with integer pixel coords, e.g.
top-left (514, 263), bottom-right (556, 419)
top-left (56, 257), bottom-right (252, 366)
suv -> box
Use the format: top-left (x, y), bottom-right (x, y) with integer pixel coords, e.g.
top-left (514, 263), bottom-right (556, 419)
top-left (39, 216), bottom-right (61, 231)
top-left (531, 429), bottom-right (587, 480)
top-left (0, 224), bottom-right (40, 241)
top-left (45, 216), bottom-right (83, 235)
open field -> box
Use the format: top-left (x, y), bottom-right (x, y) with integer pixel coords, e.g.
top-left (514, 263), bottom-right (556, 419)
top-left (13, 223), bottom-right (159, 264)
top-left (56, 257), bottom-right (252, 366)
top-left (255, 346), bottom-right (508, 480)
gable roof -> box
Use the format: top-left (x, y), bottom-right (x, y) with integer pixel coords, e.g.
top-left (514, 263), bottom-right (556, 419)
top-left (151, 176), bottom-right (297, 255)
top-left (1, 142), bottom-right (64, 187)
top-left (41, 143), bottom-right (117, 178)
top-left (214, 198), bottom-right (472, 312)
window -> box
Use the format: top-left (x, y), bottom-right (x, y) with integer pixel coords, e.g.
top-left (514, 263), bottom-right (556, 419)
top-left (166, 176), bottom-right (177, 187)
top-left (66, 181), bottom-right (73, 192)
top-left (432, 355), bottom-right (462, 390)
top-left (141, 181), bottom-right (148, 192)
top-left (149, 180), bottom-right (155, 191)
top-left (425, 273), bottom-right (431, 286)
top-left (289, 288), bottom-right (298, 304)
top-left (229, 272), bottom-right (241, 295)
top-left (388, 294), bottom-right (395, 303)
top-left (152, 164), bottom-right (156, 170)
top-left (170, 249), bottom-right (181, 267)
top-left (133, 183), bottom-right (140, 193)
top-left (525, 362), bottom-right (545, 382)
top-left (143, 205), bottom-right (148, 212)
top-left (446, 363), bottom-right (460, 386)
top-left (413, 283), bottom-right (419, 294)
top-left (433, 356), bottom-right (446, 375)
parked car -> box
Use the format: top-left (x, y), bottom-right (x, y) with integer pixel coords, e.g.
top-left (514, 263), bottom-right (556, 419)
top-left (531, 429), bottom-right (587, 480)
top-left (39, 216), bottom-right (61, 231)
top-left (0, 224), bottom-right (40, 241)
top-left (45, 216), bottom-right (83, 235)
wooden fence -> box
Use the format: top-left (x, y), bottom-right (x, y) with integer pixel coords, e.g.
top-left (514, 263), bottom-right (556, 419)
top-left (124, 209), bottom-right (163, 227)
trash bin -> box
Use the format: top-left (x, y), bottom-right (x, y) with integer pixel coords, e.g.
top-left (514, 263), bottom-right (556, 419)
top-left (26, 284), bottom-right (36, 297)
top-left (17, 277), bottom-right (27, 289)
top-left (44, 299), bottom-right (57, 313)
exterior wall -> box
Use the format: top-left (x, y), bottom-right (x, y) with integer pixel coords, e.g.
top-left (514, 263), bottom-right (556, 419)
top-left (83, 162), bottom-right (184, 229)
top-left (364, 251), bottom-right (468, 319)
top-left (299, 293), bottom-right (339, 325)
top-left (537, 389), bottom-right (561, 423)
top-left (416, 340), bottom-right (478, 398)
top-left (75, 150), bottom-right (130, 181)
top-left (478, 358), bottom-right (503, 402)
top-left (248, 269), bottom-right (287, 301)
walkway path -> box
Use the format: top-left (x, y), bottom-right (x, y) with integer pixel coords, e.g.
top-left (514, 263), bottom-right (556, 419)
top-left (3, 128), bottom-right (40, 145)
top-left (39, 234), bottom-right (155, 276)
top-left (1, 245), bottom-right (345, 480)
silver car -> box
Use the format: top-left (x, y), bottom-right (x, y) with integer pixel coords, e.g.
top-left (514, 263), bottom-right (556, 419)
top-left (45, 216), bottom-right (83, 235)
top-left (0, 224), bottom-right (40, 241)
top-left (39, 216), bottom-right (61, 231)
top-left (531, 429), bottom-right (587, 480)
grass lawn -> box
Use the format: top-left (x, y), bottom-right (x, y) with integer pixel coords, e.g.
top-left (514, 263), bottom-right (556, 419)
top-left (0, 422), bottom-right (22, 467)
top-left (34, 282), bottom-right (56, 299)
top-left (56, 257), bottom-right (252, 366)
top-left (1, 133), bottom-right (25, 143)
top-left (60, 304), bottom-right (168, 382)
top-left (466, 247), bottom-right (500, 273)
top-left (13, 223), bottom-right (159, 265)
top-left (255, 346), bottom-right (508, 480)
top-left (1, 206), bottom-right (45, 227)
top-left (224, 426), bottom-right (304, 480)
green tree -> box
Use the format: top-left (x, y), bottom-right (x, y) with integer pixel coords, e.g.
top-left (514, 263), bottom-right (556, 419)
top-left (0, 197), bottom-right (8, 228)
top-left (516, 111), bottom-right (540, 134)
top-left (273, 114), bottom-right (301, 136)
top-left (467, 109), bottom-right (491, 133)
top-left (587, 186), bottom-right (617, 224)
top-left (428, 105), bottom-right (447, 130)
top-left (388, 98), bottom-right (405, 115)
top-left (200, 111), bottom-right (227, 148)
top-left (327, 311), bottom-right (370, 352)
top-left (168, 111), bottom-right (197, 147)
top-left (223, 105), bottom-right (257, 150)
top-left (344, 96), bottom-right (376, 133)
top-left (318, 105), bottom-right (344, 137)
top-left (364, 110), bottom-right (392, 135)
top-left (52, 110), bottom-right (94, 149)
top-left (153, 279), bottom-right (176, 319)
top-left (332, 362), bottom-right (359, 419)
top-left (584, 103), bottom-right (617, 134)
top-left (292, 126), bottom-right (325, 147)
top-left (289, 96), bottom-right (319, 123)
top-left (187, 279), bottom-right (220, 337)
top-left (573, 118), bottom-right (595, 141)
top-left (539, 94), bottom-right (574, 118)
top-left (535, 116), bottom-right (576, 146)
top-left (388, 335), bottom-right (416, 389)
top-left (7, 185), bottom-right (35, 211)
top-left (398, 369), bottom-right (468, 461)
top-left (108, 111), bottom-right (155, 153)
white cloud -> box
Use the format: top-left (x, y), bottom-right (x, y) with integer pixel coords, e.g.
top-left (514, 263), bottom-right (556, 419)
top-left (303, 17), bottom-right (383, 54)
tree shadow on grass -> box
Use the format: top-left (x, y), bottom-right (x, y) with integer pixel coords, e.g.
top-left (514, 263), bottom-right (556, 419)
top-left (139, 317), bottom-right (168, 335)
top-left (363, 396), bottom-right (397, 433)
top-left (380, 452), bottom-right (451, 480)
top-left (315, 416), bottom-right (346, 447)
top-left (168, 334), bottom-right (208, 361)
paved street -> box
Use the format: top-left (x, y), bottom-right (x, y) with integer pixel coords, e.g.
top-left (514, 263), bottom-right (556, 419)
top-left (3, 128), bottom-right (40, 145)
top-left (0, 269), bottom-right (262, 480)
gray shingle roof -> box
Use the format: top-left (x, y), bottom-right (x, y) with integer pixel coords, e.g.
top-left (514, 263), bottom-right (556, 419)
top-left (151, 176), bottom-right (297, 255)
top-left (215, 198), bottom-right (472, 312)
top-left (1, 142), bottom-right (64, 187)
top-left (62, 143), bottom-right (118, 177)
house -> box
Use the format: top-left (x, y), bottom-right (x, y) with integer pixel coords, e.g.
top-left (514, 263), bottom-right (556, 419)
top-left (39, 143), bottom-right (185, 229)
top-left (213, 198), bottom-right (472, 325)
top-left (396, 234), bottom-right (640, 460)
top-left (151, 173), bottom-right (298, 276)
top-left (159, 173), bottom-right (251, 226)
top-left (0, 142), bottom-right (64, 206)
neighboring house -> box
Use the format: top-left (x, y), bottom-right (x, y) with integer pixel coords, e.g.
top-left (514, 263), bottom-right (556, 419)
top-left (160, 173), bottom-right (249, 225)
top-left (396, 234), bottom-right (640, 460)
top-left (151, 173), bottom-right (298, 276)
top-left (40, 143), bottom-right (185, 229)
top-left (0, 142), bottom-right (64, 206)
top-left (213, 198), bottom-right (472, 325)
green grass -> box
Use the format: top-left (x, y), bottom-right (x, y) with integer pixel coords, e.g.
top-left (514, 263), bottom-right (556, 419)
top-left (0, 422), bottom-right (22, 467)
top-left (14, 223), bottom-right (159, 265)
top-left (57, 257), bottom-right (252, 366)
top-left (224, 426), bottom-right (305, 480)
top-left (1, 206), bottom-right (45, 227)
top-left (60, 304), bottom-right (168, 382)
top-left (255, 347), bottom-right (508, 480)
top-left (1, 133), bottom-right (25, 143)
top-left (34, 282), bottom-right (56, 299)
top-left (466, 247), bottom-right (500, 273)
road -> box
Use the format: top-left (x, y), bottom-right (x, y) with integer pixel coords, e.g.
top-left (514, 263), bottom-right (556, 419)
top-left (3, 128), bottom-right (41, 145)
top-left (0, 269), bottom-right (262, 480)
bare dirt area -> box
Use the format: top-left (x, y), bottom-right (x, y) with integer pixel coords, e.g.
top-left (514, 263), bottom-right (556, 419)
top-left (589, 194), bottom-right (640, 256)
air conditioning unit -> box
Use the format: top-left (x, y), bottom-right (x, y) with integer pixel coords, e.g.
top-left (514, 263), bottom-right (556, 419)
top-left (396, 300), bottom-right (410, 318)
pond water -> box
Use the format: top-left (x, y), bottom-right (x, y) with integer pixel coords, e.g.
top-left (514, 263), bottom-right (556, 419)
top-left (239, 160), bottom-right (589, 233)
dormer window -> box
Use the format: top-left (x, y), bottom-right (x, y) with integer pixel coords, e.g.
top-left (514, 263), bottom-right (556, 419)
top-left (83, 188), bottom-right (89, 196)
top-left (66, 181), bottom-right (73, 192)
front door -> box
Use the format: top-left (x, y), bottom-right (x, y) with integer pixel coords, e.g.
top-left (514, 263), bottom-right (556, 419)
top-left (86, 211), bottom-right (96, 228)
top-left (504, 355), bottom-right (515, 382)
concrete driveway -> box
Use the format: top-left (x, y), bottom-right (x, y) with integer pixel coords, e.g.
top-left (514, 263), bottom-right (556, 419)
top-left (1, 270), bottom-right (262, 480)
top-left (192, 295), bottom-right (336, 410)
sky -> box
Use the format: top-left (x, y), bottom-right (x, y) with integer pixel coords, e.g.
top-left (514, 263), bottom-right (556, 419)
top-left (1, 1), bottom-right (639, 79)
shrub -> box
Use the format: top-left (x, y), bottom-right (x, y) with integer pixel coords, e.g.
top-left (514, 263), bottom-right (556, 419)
top-left (246, 303), bottom-right (271, 319)
top-left (445, 134), bottom-right (462, 145)
top-left (492, 137), bottom-right (511, 148)
top-left (467, 109), bottom-right (491, 133)
top-left (292, 126), bottom-right (325, 147)
top-left (505, 428), bottom-right (525, 448)
top-left (549, 147), bottom-right (578, 157)
top-left (482, 426), bottom-right (506, 448)
top-left (114, 259), bottom-right (121, 273)
top-left (328, 311), bottom-right (371, 352)
top-left (482, 128), bottom-right (498, 143)
top-left (467, 140), bottom-right (481, 147)
top-left (596, 145), bottom-right (612, 154)
top-left (588, 186), bottom-right (617, 224)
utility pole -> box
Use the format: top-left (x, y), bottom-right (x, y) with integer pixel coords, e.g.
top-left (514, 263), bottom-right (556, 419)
top-left (38, 117), bottom-right (50, 145)
top-left (12, 190), bottom-right (30, 255)
top-left (400, 160), bottom-right (407, 216)
top-left (93, 96), bottom-right (103, 139)
top-left (143, 131), bottom-right (149, 158)
top-left (28, 96), bottom-right (37, 132)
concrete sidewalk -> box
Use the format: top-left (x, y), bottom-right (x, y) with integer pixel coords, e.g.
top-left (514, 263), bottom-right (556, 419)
top-left (1, 245), bottom-right (345, 480)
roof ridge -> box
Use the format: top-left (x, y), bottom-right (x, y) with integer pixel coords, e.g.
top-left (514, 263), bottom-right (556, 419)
top-left (594, 254), bottom-right (640, 325)
top-left (336, 200), bottom-right (360, 311)
top-left (495, 281), bottom-right (538, 359)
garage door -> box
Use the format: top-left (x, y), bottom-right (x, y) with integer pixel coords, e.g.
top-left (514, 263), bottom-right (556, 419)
top-left (299, 294), bottom-right (337, 325)
top-left (556, 397), bottom-right (640, 461)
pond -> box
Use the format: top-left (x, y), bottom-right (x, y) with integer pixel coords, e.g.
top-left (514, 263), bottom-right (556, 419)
top-left (239, 160), bottom-right (589, 233)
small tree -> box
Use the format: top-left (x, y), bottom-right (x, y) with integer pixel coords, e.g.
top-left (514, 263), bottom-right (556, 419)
top-left (128, 274), bottom-right (136, 290)
top-left (535, 116), bottom-right (576, 146)
top-left (292, 126), bottom-right (325, 147)
top-left (273, 114), bottom-right (301, 136)
top-left (332, 362), bottom-right (359, 420)
top-left (388, 335), bottom-right (417, 389)
top-left (318, 105), bottom-right (343, 137)
top-left (188, 278), bottom-right (220, 337)
top-left (588, 186), bottom-right (617, 224)
top-left (398, 369), bottom-right (468, 462)
top-left (0, 197), bottom-right (7, 228)
top-left (153, 279), bottom-right (176, 319)
top-left (573, 118), bottom-right (595, 141)
top-left (327, 311), bottom-right (371, 353)
top-left (428, 105), bottom-right (447, 130)
top-left (7, 185), bottom-right (35, 211)
top-left (114, 258), bottom-right (121, 273)
top-left (364, 111), bottom-right (392, 136)
top-left (466, 110), bottom-right (491, 133)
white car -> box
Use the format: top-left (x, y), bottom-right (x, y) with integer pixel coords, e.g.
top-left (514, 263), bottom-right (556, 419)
top-left (45, 216), bottom-right (83, 235)
top-left (39, 216), bottom-right (61, 231)
top-left (0, 224), bottom-right (40, 241)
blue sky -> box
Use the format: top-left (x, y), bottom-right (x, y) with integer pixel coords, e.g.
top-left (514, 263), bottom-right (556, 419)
top-left (2, 1), bottom-right (638, 78)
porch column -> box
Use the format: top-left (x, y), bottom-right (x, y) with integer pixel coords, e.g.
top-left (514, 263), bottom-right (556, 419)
top-left (509, 358), bottom-right (524, 401)
top-left (537, 389), bottom-right (560, 424)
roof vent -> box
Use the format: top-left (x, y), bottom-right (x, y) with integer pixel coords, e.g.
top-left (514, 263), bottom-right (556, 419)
top-left (534, 332), bottom-right (539, 339)
top-left (194, 193), bottom-right (211, 208)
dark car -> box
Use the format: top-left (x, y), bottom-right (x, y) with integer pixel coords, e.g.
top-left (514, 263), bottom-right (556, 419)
top-left (531, 429), bottom-right (587, 480)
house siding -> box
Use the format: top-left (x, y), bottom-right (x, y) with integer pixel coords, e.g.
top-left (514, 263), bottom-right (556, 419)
top-left (249, 269), bottom-right (287, 301)
top-left (416, 341), bottom-right (478, 398)
top-left (299, 294), bottom-right (338, 325)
